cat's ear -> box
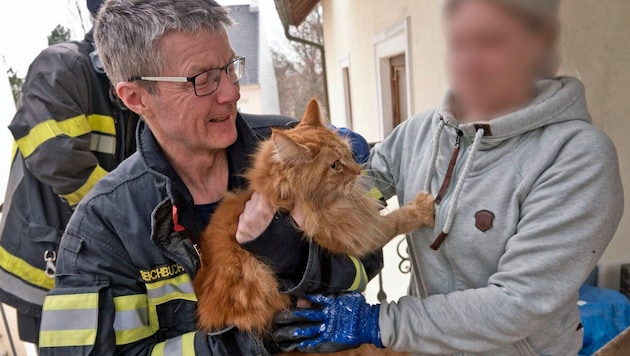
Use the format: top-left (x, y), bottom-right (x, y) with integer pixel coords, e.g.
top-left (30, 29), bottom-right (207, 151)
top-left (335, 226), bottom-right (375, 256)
top-left (272, 130), bottom-right (309, 163)
top-left (299, 98), bottom-right (324, 127)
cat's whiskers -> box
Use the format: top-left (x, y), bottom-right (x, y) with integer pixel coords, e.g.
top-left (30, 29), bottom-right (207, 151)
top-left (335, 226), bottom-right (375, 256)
top-left (345, 188), bottom-right (374, 215)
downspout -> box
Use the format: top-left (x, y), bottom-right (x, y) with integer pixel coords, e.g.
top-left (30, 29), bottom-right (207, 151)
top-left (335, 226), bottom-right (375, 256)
top-left (275, 0), bottom-right (330, 115)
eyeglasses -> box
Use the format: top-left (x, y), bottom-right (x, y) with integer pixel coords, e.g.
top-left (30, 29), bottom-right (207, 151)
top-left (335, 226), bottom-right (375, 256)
top-left (130, 56), bottom-right (245, 97)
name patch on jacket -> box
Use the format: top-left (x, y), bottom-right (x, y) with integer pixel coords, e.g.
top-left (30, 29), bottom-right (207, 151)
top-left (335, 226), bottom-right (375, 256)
top-left (140, 263), bottom-right (186, 282)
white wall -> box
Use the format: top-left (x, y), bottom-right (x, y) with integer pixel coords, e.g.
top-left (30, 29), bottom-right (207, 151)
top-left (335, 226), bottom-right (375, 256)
top-left (323, 0), bottom-right (630, 292)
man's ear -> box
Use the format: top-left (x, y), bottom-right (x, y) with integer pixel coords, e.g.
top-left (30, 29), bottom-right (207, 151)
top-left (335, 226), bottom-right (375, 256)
top-left (116, 81), bottom-right (152, 118)
top-left (272, 130), bottom-right (309, 164)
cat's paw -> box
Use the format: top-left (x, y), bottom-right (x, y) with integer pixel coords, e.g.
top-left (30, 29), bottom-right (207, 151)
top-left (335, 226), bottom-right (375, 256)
top-left (413, 191), bottom-right (435, 228)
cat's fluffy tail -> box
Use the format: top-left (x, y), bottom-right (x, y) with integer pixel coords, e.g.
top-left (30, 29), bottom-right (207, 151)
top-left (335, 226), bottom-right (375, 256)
top-left (193, 192), bottom-right (291, 334)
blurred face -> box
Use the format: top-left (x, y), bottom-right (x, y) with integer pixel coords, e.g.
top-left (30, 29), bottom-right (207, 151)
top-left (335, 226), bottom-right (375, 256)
top-left (141, 29), bottom-right (240, 153)
top-left (445, 0), bottom-right (547, 119)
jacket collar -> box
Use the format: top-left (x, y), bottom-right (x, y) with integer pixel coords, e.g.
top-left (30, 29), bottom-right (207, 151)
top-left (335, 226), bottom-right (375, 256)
top-left (137, 113), bottom-right (261, 234)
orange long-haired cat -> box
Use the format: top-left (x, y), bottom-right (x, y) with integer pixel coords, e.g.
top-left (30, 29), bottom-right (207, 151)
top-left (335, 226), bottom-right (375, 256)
top-left (193, 99), bottom-right (433, 355)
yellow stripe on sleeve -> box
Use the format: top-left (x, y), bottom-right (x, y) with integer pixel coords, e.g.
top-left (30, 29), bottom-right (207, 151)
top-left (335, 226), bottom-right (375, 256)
top-left (16, 115), bottom-right (91, 158)
top-left (61, 165), bottom-right (108, 206)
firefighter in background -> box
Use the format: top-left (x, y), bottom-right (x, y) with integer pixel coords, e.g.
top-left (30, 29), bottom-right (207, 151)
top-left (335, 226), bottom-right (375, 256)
top-left (0, 0), bottom-right (139, 344)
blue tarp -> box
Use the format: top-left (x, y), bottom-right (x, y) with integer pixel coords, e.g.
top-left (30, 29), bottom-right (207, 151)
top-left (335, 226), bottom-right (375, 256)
top-left (579, 285), bottom-right (630, 355)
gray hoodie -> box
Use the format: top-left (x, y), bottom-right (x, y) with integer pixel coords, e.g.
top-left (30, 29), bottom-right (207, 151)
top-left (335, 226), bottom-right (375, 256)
top-left (368, 77), bottom-right (624, 355)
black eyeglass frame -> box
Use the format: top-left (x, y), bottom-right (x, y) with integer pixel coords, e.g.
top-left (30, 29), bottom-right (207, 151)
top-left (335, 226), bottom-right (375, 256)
top-left (128, 56), bottom-right (246, 97)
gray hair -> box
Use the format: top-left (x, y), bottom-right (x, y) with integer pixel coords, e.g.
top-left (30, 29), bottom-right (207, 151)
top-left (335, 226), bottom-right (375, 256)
top-left (94, 0), bottom-right (233, 92)
top-left (443, 0), bottom-right (561, 79)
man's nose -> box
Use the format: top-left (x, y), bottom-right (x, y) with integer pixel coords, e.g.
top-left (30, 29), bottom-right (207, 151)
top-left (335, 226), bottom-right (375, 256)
top-left (215, 71), bottom-right (241, 104)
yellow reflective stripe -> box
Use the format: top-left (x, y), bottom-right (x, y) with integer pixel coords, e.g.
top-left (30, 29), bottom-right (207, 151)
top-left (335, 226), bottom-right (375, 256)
top-left (40, 329), bottom-right (97, 347)
top-left (345, 256), bottom-right (368, 292)
top-left (114, 294), bottom-right (147, 312)
top-left (113, 294), bottom-right (156, 345)
top-left (16, 115), bottom-right (91, 158)
top-left (87, 114), bottom-right (116, 135)
top-left (181, 332), bottom-right (195, 355)
top-left (11, 141), bottom-right (18, 161)
top-left (116, 326), bottom-right (155, 346)
top-left (40, 292), bottom-right (99, 347)
top-left (145, 273), bottom-right (197, 341)
top-left (61, 164), bottom-right (108, 206)
top-left (151, 332), bottom-right (196, 356)
top-left (43, 293), bottom-right (99, 311)
top-left (361, 170), bottom-right (383, 200)
top-left (151, 340), bottom-right (166, 356)
top-left (145, 273), bottom-right (197, 304)
top-left (368, 186), bottom-right (383, 201)
top-left (0, 244), bottom-right (54, 290)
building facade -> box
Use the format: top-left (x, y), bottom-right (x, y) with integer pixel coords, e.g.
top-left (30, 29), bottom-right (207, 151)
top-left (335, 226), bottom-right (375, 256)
top-left (320, 0), bottom-right (630, 294)
top-left (227, 3), bottom-right (281, 115)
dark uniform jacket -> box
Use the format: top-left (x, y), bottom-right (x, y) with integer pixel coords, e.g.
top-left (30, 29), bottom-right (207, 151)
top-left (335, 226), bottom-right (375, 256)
top-left (0, 31), bottom-right (139, 317)
top-left (39, 117), bottom-right (381, 355)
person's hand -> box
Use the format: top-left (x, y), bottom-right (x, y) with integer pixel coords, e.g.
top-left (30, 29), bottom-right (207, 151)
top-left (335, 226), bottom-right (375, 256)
top-left (236, 192), bottom-right (275, 243)
top-left (272, 292), bottom-right (383, 353)
top-left (290, 195), bottom-right (305, 229)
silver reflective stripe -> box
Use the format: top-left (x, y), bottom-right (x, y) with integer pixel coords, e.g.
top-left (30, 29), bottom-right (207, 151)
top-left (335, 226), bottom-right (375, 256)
top-left (164, 334), bottom-right (184, 355)
top-left (0, 153), bottom-right (22, 236)
top-left (0, 267), bottom-right (48, 305)
top-left (40, 309), bottom-right (97, 331)
top-left (114, 308), bottom-right (148, 331)
top-left (90, 133), bottom-right (116, 155)
top-left (146, 281), bottom-right (194, 299)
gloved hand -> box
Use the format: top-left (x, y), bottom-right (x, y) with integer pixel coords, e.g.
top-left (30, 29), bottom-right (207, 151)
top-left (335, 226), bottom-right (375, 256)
top-left (328, 125), bottom-right (371, 164)
top-left (272, 292), bottom-right (383, 353)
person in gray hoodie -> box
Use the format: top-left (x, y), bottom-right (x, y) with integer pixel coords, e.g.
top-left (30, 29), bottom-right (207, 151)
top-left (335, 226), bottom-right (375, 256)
top-left (272, 0), bottom-right (624, 355)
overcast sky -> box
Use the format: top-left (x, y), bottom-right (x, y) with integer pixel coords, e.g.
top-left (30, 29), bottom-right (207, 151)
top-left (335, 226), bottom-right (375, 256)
top-left (0, 0), bottom-right (287, 76)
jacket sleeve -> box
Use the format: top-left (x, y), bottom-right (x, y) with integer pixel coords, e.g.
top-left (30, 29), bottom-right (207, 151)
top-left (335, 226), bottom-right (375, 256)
top-left (364, 125), bottom-right (407, 202)
top-left (39, 200), bottom-right (260, 355)
top-left (8, 48), bottom-right (106, 207)
top-left (378, 129), bottom-right (624, 353)
top-left (241, 212), bottom-right (379, 294)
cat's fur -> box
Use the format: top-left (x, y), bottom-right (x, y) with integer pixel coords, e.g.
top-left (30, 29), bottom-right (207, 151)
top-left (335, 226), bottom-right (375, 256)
top-left (193, 99), bottom-right (433, 347)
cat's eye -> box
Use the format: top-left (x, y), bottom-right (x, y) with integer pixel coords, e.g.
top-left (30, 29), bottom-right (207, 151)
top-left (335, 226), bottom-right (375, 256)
top-left (330, 160), bottom-right (343, 170)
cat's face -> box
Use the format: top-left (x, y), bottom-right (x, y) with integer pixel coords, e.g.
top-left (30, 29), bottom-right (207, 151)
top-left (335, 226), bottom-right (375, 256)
top-left (271, 100), bottom-right (363, 203)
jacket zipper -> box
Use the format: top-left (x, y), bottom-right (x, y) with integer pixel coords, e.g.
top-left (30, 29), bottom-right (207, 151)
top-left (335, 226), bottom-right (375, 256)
top-left (434, 127), bottom-right (468, 293)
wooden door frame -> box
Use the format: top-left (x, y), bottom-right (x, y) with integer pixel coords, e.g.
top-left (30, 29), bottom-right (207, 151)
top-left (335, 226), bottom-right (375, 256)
top-left (373, 17), bottom-right (414, 140)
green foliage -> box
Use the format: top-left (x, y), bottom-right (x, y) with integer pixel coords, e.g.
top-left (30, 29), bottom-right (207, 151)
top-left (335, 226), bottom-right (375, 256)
top-left (7, 67), bottom-right (23, 105)
top-left (48, 24), bottom-right (72, 46)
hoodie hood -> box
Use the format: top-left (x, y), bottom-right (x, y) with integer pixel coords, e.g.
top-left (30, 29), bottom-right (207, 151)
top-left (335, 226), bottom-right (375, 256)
top-left (439, 76), bottom-right (591, 150)
top-left (425, 76), bottom-right (593, 249)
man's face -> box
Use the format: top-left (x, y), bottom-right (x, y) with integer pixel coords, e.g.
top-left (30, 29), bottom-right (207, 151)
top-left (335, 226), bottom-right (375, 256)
top-left (144, 29), bottom-right (240, 153)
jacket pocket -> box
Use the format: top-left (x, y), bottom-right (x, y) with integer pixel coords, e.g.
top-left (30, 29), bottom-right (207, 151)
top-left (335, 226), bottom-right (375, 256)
top-left (39, 273), bottom-right (113, 355)
top-left (28, 222), bottom-right (62, 245)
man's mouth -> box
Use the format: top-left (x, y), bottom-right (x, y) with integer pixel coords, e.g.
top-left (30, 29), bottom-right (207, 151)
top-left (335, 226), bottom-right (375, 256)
top-left (208, 115), bottom-right (231, 123)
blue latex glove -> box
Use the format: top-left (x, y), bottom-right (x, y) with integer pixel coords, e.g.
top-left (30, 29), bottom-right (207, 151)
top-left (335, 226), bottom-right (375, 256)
top-left (328, 125), bottom-right (371, 164)
top-left (272, 292), bottom-right (383, 352)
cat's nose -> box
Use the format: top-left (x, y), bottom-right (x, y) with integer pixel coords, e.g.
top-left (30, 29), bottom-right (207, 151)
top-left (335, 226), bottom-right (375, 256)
top-left (348, 164), bottom-right (361, 176)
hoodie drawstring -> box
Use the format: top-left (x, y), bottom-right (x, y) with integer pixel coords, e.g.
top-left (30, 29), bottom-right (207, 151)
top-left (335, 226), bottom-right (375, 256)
top-left (429, 127), bottom-right (485, 250)
top-left (422, 120), bottom-right (446, 192)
